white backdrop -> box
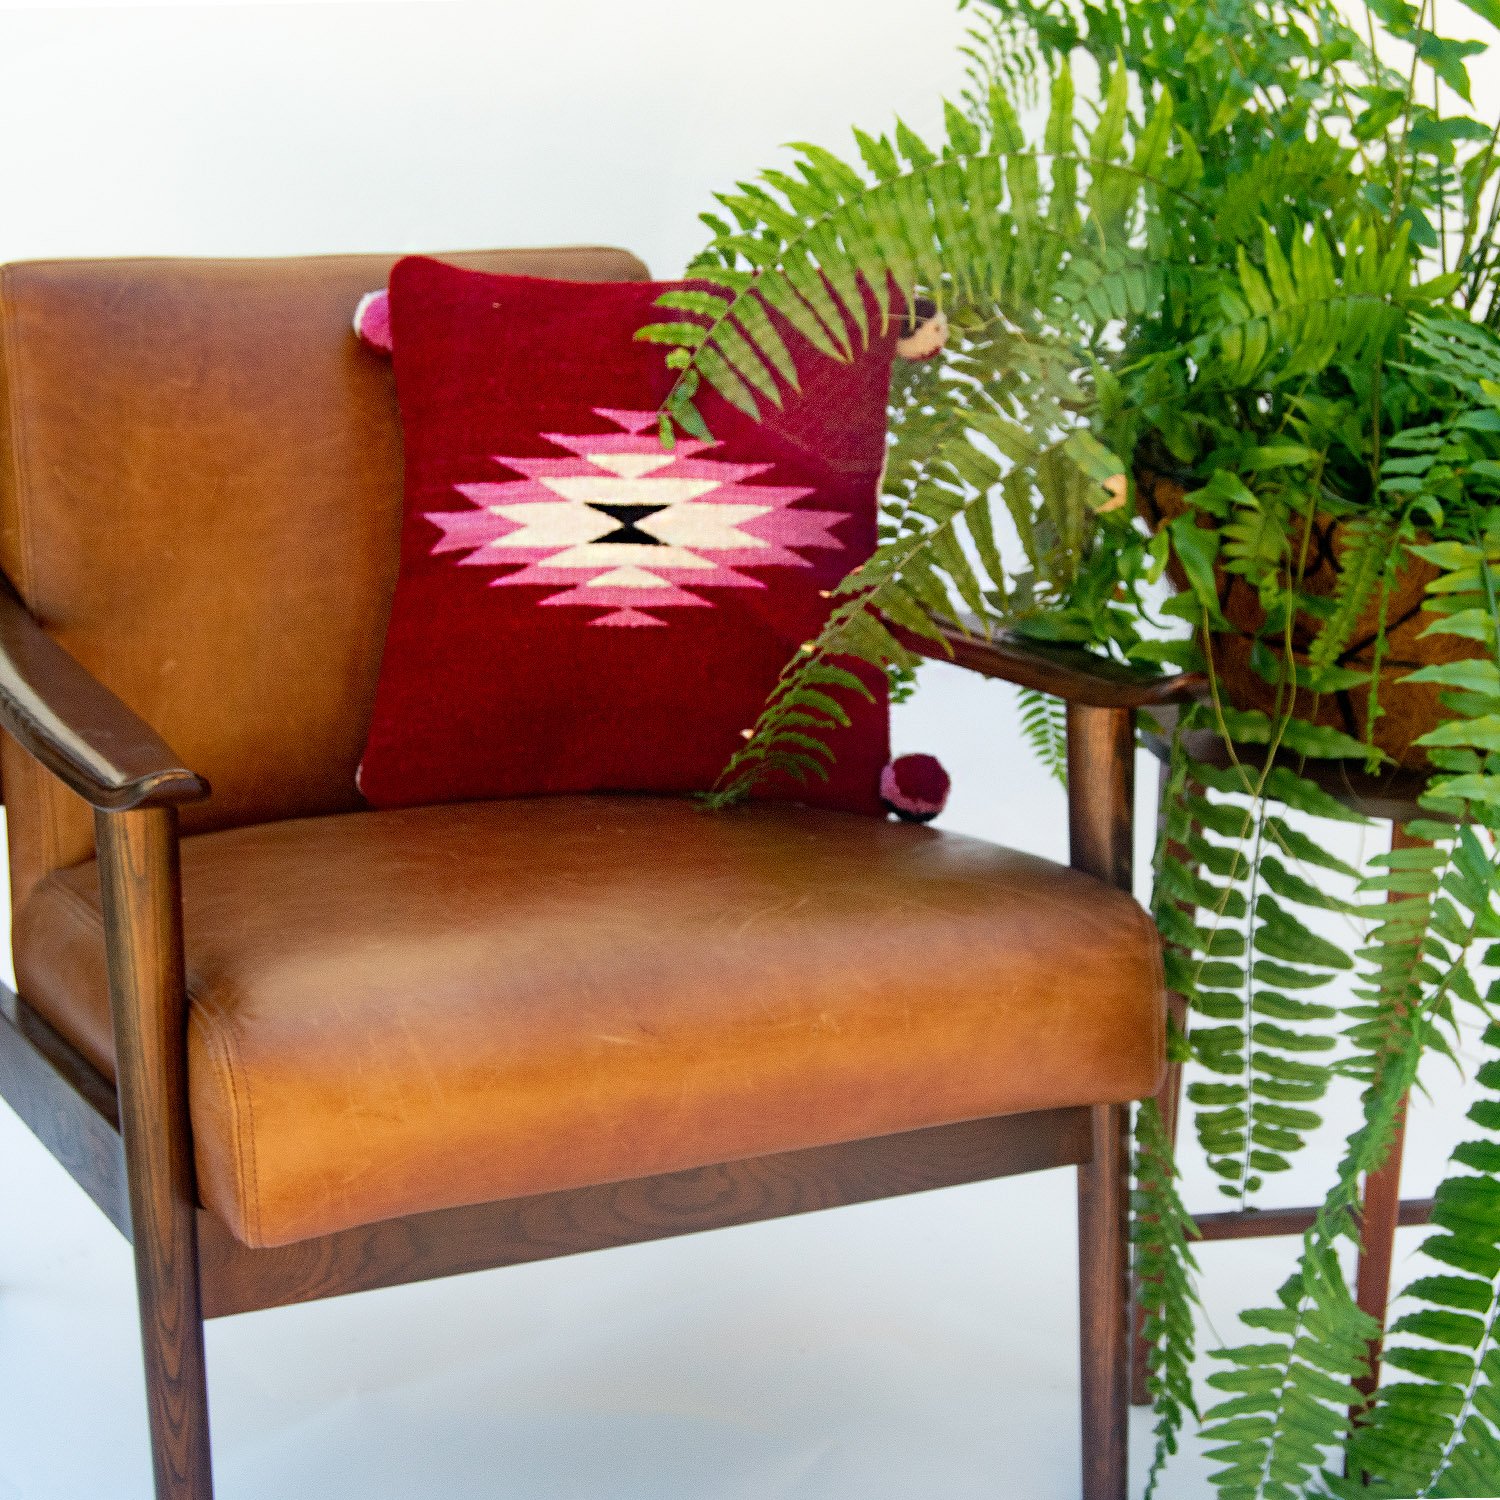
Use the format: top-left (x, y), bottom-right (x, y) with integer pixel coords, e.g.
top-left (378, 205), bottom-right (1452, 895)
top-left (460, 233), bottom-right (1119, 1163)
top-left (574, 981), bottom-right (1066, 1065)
top-left (0, 1), bottom-right (977, 272)
top-left (0, 4), bottom-right (1490, 1498)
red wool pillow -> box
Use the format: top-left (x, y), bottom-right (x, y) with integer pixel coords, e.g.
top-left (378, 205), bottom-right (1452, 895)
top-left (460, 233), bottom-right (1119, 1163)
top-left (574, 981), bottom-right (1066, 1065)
top-left (357, 256), bottom-right (897, 813)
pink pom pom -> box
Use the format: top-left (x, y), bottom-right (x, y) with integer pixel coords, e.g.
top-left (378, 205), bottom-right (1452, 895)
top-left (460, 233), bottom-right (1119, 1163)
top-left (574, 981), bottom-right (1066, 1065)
top-left (880, 754), bottom-right (951, 823)
top-left (353, 288), bottom-right (393, 353)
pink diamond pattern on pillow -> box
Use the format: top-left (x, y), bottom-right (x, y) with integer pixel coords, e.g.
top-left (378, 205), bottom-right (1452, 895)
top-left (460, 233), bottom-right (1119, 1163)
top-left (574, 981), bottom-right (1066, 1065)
top-left (427, 408), bottom-right (847, 627)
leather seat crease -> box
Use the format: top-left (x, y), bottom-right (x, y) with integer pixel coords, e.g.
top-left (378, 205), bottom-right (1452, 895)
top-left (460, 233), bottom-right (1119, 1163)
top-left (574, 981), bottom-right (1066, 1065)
top-left (13, 796), bottom-right (1166, 1249)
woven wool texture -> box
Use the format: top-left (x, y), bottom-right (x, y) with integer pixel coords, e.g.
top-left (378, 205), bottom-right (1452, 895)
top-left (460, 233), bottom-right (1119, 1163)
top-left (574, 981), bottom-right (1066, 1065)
top-left (358, 256), bottom-right (897, 813)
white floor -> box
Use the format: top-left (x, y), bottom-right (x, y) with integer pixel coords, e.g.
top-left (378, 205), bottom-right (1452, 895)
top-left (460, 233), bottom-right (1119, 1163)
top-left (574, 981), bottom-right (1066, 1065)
top-left (0, 663), bottom-right (1479, 1498)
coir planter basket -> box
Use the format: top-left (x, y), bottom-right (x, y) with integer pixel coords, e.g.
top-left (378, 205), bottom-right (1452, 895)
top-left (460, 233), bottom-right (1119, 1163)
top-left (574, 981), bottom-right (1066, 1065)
top-left (1138, 469), bottom-right (1478, 770)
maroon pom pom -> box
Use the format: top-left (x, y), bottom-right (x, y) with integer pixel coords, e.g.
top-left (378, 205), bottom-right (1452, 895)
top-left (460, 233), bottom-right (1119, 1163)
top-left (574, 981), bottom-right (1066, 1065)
top-left (881, 753), bottom-right (951, 823)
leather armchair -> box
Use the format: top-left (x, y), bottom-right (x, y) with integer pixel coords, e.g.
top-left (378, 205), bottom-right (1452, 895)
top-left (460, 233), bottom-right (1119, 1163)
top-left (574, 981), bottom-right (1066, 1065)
top-left (0, 250), bottom-right (1196, 1500)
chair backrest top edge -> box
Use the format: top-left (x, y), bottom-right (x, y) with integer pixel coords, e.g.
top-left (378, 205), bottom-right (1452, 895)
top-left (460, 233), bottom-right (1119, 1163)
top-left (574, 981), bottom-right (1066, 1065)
top-left (0, 245), bottom-right (650, 274)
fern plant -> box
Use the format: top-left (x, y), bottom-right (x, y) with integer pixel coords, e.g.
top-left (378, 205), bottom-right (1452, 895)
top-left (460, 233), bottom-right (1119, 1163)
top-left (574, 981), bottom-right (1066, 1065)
top-left (636, 0), bottom-right (1500, 1492)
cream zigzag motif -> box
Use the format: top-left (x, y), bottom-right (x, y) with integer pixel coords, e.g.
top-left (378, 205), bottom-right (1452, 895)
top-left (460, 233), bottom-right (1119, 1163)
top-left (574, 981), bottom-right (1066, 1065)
top-left (427, 407), bottom-right (846, 627)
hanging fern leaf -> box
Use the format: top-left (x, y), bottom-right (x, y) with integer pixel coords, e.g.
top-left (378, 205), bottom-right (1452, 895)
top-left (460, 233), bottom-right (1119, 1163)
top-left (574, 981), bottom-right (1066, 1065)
top-left (1016, 685), bottom-right (1068, 784)
top-left (1154, 711), bottom-right (1366, 1208)
top-left (1135, 1096), bottom-right (1203, 1497)
top-left (1204, 1242), bottom-right (1382, 1499)
top-left (1200, 882), bottom-right (1475, 1499)
top-left (1339, 1021), bottom-right (1500, 1497)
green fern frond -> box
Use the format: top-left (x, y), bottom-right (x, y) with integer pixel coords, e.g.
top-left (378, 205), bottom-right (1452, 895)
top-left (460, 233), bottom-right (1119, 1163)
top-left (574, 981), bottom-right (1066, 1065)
top-left (1308, 516), bottom-right (1400, 679)
top-left (635, 59), bottom-right (1209, 802)
top-left (1201, 837), bottom-right (1489, 1498)
top-left (1339, 1023), bottom-right (1500, 1497)
top-left (1177, 221), bottom-right (1416, 395)
top-left (1327, 491), bottom-right (1500, 1498)
top-left (957, 4), bottom-right (1045, 116)
top-left (1155, 719), bottom-right (1367, 1209)
top-left (886, 659), bottom-right (919, 706)
top-left (1204, 1241), bottom-right (1380, 1499)
top-left (642, 66), bottom-right (1194, 804)
top-left (707, 345), bottom-right (1122, 802)
top-left (638, 68), bottom-right (1190, 438)
top-left (1135, 1094), bottom-right (1203, 1497)
top-left (1016, 686), bottom-right (1068, 785)
top-left (1331, 511), bottom-right (1500, 1497)
top-left (1408, 313), bottom-right (1500, 398)
top-left (1407, 513), bottom-right (1500, 822)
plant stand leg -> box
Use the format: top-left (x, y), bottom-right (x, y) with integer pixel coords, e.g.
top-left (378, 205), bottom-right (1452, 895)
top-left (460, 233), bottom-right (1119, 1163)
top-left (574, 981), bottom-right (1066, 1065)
top-left (1066, 704), bottom-right (1134, 1500)
top-left (1080, 1102), bottom-right (1131, 1500)
top-left (97, 807), bottom-right (215, 1500)
top-left (1353, 1091), bottom-right (1411, 1411)
top-left (1350, 820), bottom-right (1426, 1428)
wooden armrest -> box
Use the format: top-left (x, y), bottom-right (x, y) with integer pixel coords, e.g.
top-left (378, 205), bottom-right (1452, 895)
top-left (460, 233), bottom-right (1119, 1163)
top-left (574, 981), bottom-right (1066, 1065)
top-left (919, 621), bottom-right (1207, 710)
top-left (0, 580), bottom-right (209, 811)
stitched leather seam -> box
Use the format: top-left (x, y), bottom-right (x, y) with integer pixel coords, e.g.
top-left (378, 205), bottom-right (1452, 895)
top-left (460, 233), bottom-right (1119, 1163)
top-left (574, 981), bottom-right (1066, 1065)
top-left (202, 1026), bottom-right (241, 1228)
top-left (228, 1022), bottom-right (263, 1247)
top-left (44, 876), bottom-right (105, 937)
top-left (191, 983), bottom-right (262, 1246)
top-left (1131, 897), bottom-right (1170, 1084)
top-left (199, 1014), bottom-right (261, 1247)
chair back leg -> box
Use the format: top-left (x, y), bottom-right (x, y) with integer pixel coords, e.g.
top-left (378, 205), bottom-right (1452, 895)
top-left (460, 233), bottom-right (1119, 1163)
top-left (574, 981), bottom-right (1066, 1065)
top-left (1078, 1102), bottom-right (1130, 1500)
top-left (97, 807), bottom-right (215, 1499)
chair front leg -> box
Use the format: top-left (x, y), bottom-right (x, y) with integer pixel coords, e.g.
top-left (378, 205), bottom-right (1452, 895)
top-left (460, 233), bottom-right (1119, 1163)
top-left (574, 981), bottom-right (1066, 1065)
top-left (1078, 1103), bottom-right (1131, 1500)
top-left (1066, 704), bottom-right (1136, 1500)
top-left (96, 806), bottom-right (214, 1500)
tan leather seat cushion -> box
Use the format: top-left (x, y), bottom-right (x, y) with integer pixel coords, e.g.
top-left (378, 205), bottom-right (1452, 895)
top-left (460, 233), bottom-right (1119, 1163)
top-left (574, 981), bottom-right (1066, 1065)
top-left (14, 797), bottom-right (1165, 1249)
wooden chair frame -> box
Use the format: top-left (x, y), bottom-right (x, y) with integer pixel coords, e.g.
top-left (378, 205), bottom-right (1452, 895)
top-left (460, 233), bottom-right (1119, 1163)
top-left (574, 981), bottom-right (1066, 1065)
top-left (0, 588), bottom-right (1197, 1500)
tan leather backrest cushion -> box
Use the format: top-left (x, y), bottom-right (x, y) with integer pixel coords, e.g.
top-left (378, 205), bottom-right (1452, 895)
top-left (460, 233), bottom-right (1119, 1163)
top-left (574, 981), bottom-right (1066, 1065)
top-left (0, 248), bottom-right (650, 903)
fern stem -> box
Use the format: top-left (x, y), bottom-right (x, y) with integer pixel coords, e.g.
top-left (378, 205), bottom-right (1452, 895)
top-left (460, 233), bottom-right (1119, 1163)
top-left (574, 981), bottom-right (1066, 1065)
top-left (1236, 803), bottom-right (1269, 1207)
